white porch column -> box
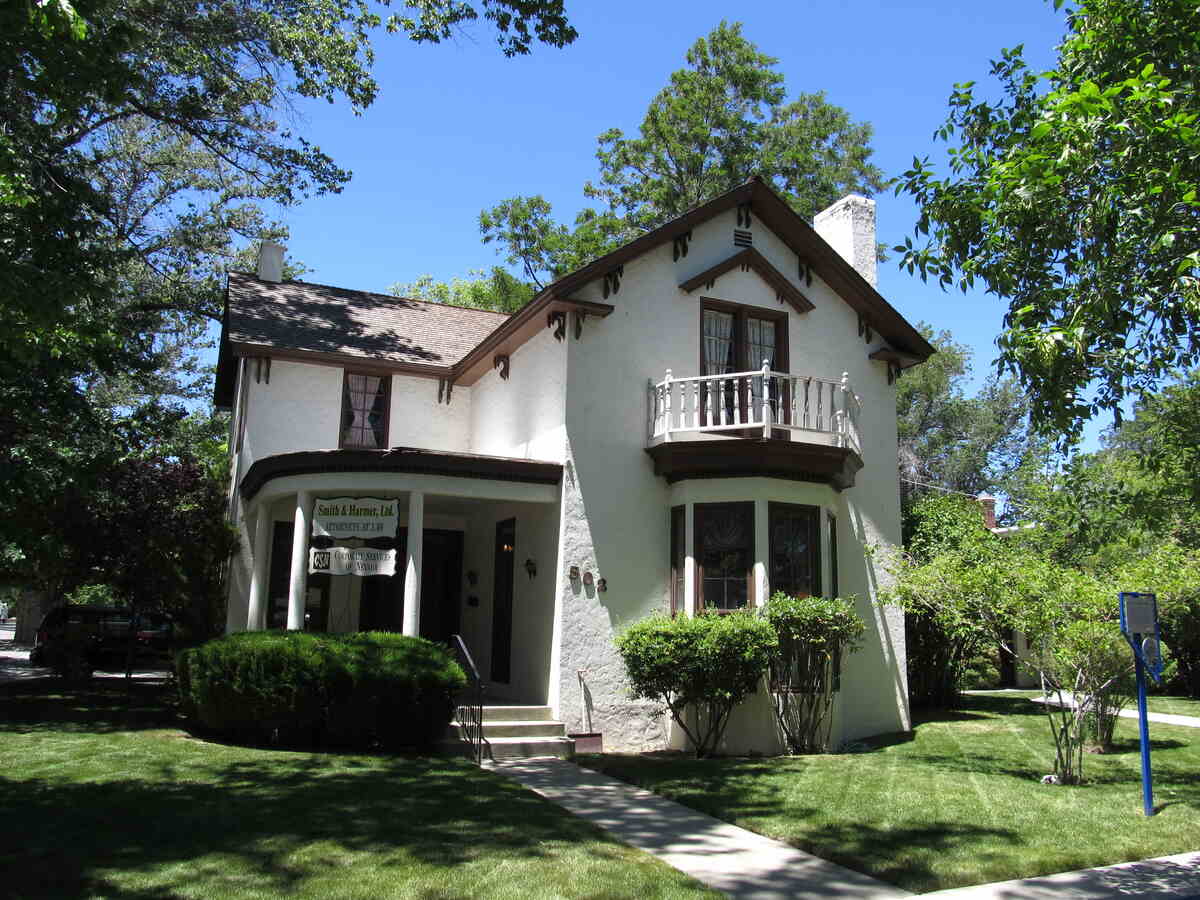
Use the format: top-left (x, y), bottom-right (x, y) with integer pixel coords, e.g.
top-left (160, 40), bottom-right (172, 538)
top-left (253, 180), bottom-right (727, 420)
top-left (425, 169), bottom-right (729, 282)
top-left (402, 491), bottom-right (424, 637)
top-left (246, 505), bottom-right (272, 631)
top-left (754, 500), bottom-right (769, 607)
top-left (287, 490), bottom-right (312, 630)
top-left (684, 502), bottom-right (696, 617)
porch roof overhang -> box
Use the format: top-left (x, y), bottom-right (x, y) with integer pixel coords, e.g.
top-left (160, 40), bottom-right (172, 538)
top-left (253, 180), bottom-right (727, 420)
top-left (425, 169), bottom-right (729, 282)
top-left (645, 439), bottom-right (863, 491)
top-left (240, 447), bottom-right (563, 503)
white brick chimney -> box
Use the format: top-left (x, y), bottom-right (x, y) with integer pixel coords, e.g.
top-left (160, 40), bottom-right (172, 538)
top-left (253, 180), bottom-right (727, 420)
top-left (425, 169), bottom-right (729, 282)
top-left (256, 240), bottom-right (285, 283)
top-left (813, 195), bottom-right (877, 288)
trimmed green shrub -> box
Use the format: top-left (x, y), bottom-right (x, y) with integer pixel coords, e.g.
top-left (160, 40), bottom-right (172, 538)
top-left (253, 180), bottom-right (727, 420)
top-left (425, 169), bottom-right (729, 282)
top-left (176, 631), bottom-right (465, 749)
top-left (763, 593), bottom-right (865, 753)
top-left (616, 611), bottom-right (775, 758)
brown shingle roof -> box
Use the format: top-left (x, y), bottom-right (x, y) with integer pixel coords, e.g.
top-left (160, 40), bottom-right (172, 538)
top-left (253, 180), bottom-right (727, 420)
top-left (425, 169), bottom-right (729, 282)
top-left (225, 272), bottom-right (509, 368)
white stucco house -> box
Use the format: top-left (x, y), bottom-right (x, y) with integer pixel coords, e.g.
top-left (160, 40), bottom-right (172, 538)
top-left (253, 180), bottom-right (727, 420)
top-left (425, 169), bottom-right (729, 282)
top-left (215, 177), bottom-right (934, 755)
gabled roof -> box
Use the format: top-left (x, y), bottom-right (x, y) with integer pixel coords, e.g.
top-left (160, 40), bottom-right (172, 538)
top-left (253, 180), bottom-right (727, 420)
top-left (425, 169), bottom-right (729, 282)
top-left (215, 177), bottom-right (933, 407)
top-left (679, 246), bottom-right (814, 315)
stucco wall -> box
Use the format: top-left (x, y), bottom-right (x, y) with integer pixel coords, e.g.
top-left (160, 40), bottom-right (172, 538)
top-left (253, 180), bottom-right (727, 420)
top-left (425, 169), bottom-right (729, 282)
top-left (240, 359), bottom-right (343, 466)
top-left (552, 205), bottom-right (909, 751)
top-left (389, 374), bottom-right (471, 452)
top-left (468, 327), bottom-right (566, 462)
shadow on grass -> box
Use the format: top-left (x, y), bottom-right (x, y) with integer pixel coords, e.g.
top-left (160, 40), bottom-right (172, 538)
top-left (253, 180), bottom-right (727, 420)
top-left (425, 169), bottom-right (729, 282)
top-left (0, 683), bottom-right (646, 899)
top-left (0, 679), bottom-right (177, 734)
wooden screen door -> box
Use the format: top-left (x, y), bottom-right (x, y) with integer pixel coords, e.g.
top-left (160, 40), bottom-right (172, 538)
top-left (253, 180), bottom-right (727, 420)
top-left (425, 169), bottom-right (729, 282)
top-left (490, 518), bottom-right (516, 683)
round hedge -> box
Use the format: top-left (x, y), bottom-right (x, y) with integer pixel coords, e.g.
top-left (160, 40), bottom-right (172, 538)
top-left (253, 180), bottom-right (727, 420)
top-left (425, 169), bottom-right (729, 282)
top-left (176, 631), bottom-right (466, 749)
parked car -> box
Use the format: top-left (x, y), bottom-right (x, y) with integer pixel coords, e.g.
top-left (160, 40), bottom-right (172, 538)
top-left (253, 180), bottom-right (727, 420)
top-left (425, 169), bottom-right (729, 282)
top-left (30, 606), bottom-right (177, 673)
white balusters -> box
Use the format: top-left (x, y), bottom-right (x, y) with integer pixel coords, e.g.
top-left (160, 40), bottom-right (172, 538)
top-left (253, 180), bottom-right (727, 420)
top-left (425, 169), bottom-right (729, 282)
top-left (761, 360), bottom-right (772, 438)
top-left (663, 369), bottom-right (673, 442)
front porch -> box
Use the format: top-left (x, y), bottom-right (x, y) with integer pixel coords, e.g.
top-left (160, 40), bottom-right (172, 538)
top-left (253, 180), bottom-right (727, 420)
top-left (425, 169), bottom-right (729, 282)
top-left (231, 448), bottom-right (564, 706)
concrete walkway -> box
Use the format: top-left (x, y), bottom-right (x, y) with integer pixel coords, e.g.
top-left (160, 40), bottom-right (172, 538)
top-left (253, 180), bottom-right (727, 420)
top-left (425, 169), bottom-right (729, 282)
top-left (1028, 694), bottom-right (1200, 729)
top-left (491, 757), bottom-right (911, 900)
top-left (923, 851), bottom-right (1200, 899)
top-left (0, 637), bottom-right (170, 685)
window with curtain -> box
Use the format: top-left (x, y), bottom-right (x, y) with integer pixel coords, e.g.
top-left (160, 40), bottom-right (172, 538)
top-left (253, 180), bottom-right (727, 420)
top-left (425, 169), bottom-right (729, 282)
top-left (696, 502), bottom-right (755, 611)
top-left (769, 503), bottom-right (821, 599)
top-left (340, 372), bottom-right (390, 448)
top-left (700, 301), bottom-right (787, 427)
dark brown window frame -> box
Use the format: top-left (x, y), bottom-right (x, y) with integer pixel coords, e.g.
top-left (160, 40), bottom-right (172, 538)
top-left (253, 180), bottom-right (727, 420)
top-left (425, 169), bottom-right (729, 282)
top-left (695, 501), bottom-right (756, 613)
top-left (339, 371), bottom-right (392, 450)
top-left (699, 298), bottom-right (789, 377)
top-left (768, 502), bottom-right (821, 601)
top-left (700, 298), bottom-right (789, 433)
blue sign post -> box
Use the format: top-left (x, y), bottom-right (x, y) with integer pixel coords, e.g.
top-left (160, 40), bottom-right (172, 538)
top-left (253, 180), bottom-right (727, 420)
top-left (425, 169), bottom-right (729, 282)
top-left (1119, 592), bottom-right (1163, 817)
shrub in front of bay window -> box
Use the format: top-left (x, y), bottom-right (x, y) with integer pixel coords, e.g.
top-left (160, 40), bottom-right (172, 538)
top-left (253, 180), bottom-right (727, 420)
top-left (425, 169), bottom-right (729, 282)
top-left (763, 592), bottom-right (865, 753)
top-left (616, 610), bottom-right (775, 758)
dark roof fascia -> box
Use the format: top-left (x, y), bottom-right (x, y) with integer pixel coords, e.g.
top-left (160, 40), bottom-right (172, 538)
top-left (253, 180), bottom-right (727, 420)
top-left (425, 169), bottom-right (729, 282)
top-left (679, 246), bottom-right (815, 314)
top-left (213, 288), bottom-right (236, 410)
top-left (227, 341), bottom-right (454, 380)
top-left (239, 447), bottom-right (563, 502)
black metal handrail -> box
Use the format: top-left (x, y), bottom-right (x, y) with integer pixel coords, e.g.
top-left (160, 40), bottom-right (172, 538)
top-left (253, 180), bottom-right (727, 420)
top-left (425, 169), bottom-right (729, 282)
top-left (450, 634), bottom-right (487, 765)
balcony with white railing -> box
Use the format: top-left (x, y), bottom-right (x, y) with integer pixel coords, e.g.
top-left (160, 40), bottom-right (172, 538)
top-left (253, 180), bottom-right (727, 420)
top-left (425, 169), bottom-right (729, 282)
top-left (644, 362), bottom-right (865, 490)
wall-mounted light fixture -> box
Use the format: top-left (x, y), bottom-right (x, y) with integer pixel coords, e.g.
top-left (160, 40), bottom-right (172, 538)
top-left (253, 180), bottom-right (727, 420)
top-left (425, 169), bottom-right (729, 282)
top-left (569, 566), bottom-right (580, 580)
top-left (524, 558), bottom-right (537, 579)
top-left (597, 577), bottom-right (607, 593)
top-left (582, 571), bottom-right (594, 587)
top-left (467, 570), bottom-right (479, 587)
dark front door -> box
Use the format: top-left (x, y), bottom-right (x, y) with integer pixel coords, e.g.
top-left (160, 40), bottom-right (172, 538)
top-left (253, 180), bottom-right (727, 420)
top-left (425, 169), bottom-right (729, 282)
top-left (359, 532), bottom-right (407, 632)
top-left (420, 530), bottom-right (463, 645)
top-left (490, 518), bottom-right (516, 683)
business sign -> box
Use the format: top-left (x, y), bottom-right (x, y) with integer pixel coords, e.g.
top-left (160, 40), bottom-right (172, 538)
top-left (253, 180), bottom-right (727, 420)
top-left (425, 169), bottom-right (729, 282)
top-left (309, 547), bottom-right (397, 577)
top-left (311, 497), bottom-right (398, 540)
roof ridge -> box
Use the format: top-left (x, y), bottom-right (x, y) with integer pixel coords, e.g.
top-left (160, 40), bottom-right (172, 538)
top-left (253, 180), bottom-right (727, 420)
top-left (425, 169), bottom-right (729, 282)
top-left (229, 271), bottom-right (512, 320)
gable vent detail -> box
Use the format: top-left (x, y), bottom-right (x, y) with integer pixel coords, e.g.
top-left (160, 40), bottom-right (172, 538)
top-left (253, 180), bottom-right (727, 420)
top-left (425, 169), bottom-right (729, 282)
top-left (733, 229), bottom-right (753, 248)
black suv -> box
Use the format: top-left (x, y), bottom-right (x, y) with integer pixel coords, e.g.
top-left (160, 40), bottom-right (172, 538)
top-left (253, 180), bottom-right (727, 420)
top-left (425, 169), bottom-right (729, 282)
top-left (30, 606), bottom-right (176, 674)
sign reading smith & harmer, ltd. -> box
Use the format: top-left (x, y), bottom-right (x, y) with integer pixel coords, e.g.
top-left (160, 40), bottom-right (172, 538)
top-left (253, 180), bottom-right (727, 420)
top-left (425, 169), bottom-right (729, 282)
top-left (311, 497), bottom-right (399, 541)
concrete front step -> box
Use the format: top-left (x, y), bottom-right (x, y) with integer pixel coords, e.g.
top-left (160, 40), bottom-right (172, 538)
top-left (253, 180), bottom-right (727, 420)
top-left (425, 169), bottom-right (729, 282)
top-left (485, 736), bottom-right (575, 759)
top-left (477, 704), bottom-right (553, 722)
top-left (451, 720), bottom-right (566, 740)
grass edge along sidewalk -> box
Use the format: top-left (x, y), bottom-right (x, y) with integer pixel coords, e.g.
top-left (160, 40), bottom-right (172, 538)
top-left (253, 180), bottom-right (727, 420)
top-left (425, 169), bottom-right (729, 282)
top-left (576, 694), bottom-right (1200, 894)
top-left (0, 679), bottom-right (718, 899)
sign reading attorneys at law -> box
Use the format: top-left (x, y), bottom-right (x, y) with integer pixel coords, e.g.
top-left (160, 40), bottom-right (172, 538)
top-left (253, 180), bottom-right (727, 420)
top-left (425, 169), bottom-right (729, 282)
top-left (311, 497), bottom-right (398, 540)
top-left (309, 547), bottom-right (397, 577)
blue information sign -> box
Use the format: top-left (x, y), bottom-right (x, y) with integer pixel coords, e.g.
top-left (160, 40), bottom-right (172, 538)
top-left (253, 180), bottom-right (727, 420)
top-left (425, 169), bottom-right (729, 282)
top-left (1119, 591), bottom-right (1160, 816)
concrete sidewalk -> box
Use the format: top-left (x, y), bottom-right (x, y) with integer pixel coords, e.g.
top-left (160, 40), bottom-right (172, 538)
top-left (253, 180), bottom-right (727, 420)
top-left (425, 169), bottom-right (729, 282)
top-left (491, 757), bottom-right (911, 900)
top-left (923, 851), bottom-right (1200, 899)
top-left (493, 757), bottom-right (1200, 899)
top-left (1028, 694), bottom-right (1200, 729)
top-left (0, 639), bottom-right (171, 685)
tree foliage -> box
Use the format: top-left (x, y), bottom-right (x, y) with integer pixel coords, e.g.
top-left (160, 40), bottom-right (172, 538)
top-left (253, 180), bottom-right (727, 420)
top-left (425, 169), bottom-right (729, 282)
top-left (762, 593), bottom-right (865, 753)
top-left (615, 611), bottom-right (775, 758)
top-left (897, 0), bottom-right (1200, 438)
top-left (480, 21), bottom-right (885, 286)
top-left (896, 325), bottom-right (1031, 518)
top-left (390, 267), bottom-right (535, 313)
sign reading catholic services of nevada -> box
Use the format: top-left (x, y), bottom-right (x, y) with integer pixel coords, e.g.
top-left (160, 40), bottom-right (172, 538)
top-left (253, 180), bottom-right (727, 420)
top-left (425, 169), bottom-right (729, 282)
top-left (311, 497), bottom-right (398, 540)
top-left (309, 547), bottom-right (397, 577)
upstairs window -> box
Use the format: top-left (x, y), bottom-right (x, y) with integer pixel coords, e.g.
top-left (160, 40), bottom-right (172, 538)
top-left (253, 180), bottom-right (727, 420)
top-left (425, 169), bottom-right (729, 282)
top-left (340, 372), bottom-right (390, 449)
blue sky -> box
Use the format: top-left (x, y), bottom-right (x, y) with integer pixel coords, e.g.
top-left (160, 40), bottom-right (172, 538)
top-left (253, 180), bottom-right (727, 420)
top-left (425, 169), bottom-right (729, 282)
top-left (258, 1), bottom-right (1106, 443)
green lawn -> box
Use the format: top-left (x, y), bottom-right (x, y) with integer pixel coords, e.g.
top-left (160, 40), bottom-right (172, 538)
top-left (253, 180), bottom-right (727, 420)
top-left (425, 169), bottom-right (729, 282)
top-left (0, 680), bottom-right (716, 899)
top-left (579, 694), bottom-right (1200, 893)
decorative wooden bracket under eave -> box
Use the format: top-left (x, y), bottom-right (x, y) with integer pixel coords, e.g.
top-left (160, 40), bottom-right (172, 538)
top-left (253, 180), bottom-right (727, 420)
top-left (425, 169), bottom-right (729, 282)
top-left (678, 247), bottom-right (814, 315)
top-left (437, 377), bottom-right (455, 404)
top-left (869, 347), bottom-right (925, 385)
top-left (453, 295), bottom-right (615, 386)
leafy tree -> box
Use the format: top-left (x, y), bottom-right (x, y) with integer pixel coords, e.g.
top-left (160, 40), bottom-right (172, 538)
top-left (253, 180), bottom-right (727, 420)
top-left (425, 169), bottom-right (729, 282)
top-left (896, 326), bottom-right (1031, 520)
top-left (615, 611), bottom-right (775, 758)
top-left (897, 0), bottom-right (1200, 439)
top-left (481, 21), bottom-right (885, 285)
top-left (389, 267), bottom-right (535, 313)
top-left (2, 0), bottom-right (576, 587)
